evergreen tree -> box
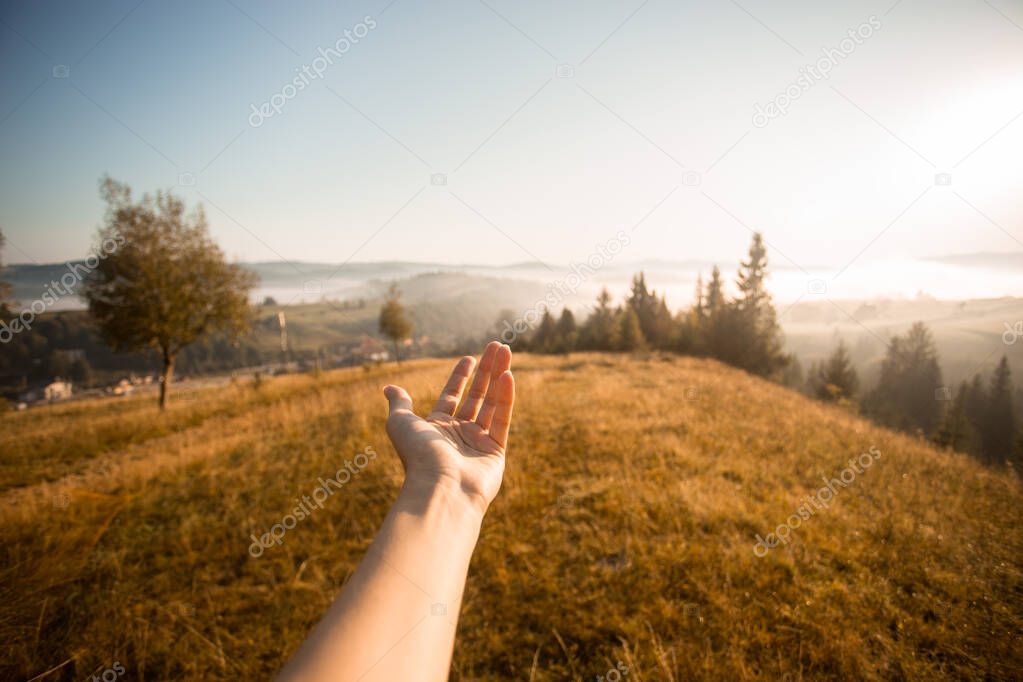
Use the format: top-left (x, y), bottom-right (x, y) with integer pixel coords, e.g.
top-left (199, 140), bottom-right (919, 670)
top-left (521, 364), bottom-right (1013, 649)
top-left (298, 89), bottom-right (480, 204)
top-left (627, 273), bottom-right (667, 348)
top-left (934, 382), bottom-right (971, 453)
top-left (864, 322), bottom-right (944, 436)
top-left (781, 355), bottom-right (805, 392)
top-left (617, 307), bottom-right (646, 351)
top-left (581, 288), bottom-right (618, 351)
top-left (530, 310), bottom-right (557, 353)
top-left (815, 341), bottom-right (859, 403)
top-left (692, 273), bottom-right (705, 323)
top-left (732, 233), bottom-right (787, 377)
top-left (965, 373), bottom-right (988, 430)
top-left (700, 266), bottom-right (728, 357)
top-left (553, 308), bottom-right (578, 354)
top-left (705, 266), bottom-right (724, 318)
top-left (982, 356), bottom-right (1016, 464)
top-left (679, 274), bottom-right (705, 355)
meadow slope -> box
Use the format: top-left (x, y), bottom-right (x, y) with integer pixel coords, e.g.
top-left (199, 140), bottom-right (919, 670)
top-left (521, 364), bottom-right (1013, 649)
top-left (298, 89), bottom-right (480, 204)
top-left (1, 354), bottom-right (1021, 681)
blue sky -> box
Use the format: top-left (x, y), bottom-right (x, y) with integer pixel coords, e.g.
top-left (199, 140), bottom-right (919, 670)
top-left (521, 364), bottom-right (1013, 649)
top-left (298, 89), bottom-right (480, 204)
top-left (1, 0), bottom-right (1022, 287)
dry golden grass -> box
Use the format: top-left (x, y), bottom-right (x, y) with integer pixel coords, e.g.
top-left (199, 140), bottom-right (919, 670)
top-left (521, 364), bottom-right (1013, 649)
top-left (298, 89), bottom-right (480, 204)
top-left (1, 353), bottom-right (1021, 680)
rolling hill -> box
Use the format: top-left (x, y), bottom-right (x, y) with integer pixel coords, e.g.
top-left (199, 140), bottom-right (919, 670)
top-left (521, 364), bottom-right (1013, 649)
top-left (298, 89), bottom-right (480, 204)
top-left (1, 354), bottom-right (1020, 680)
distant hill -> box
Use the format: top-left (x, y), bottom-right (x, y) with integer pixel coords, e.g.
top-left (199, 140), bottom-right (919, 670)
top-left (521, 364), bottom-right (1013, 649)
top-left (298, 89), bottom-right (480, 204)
top-left (4, 259), bottom-right (1020, 388)
top-left (927, 251), bottom-right (1023, 270)
top-left (782, 296), bottom-right (1023, 386)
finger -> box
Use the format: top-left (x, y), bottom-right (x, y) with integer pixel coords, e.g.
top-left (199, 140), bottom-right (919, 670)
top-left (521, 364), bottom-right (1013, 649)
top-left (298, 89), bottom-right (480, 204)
top-left (476, 344), bottom-right (512, 429)
top-left (487, 370), bottom-right (515, 449)
top-left (432, 356), bottom-right (475, 415)
top-left (455, 341), bottom-right (501, 421)
top-left (383, 385), bottom-right (414, 415)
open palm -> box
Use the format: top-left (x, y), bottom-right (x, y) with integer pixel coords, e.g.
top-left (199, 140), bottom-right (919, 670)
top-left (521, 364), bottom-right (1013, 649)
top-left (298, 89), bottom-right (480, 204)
top-left (384, 342), bottom-right (515, 510)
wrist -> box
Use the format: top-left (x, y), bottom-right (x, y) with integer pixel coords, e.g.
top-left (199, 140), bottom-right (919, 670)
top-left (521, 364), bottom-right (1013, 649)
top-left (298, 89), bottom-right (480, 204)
top-left (397, 477), bottom-right (489, 526)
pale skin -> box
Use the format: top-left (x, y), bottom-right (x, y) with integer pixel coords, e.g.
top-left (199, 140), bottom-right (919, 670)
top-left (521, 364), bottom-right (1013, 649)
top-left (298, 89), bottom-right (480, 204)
top-left (277, 341), bottom-right (515, 682)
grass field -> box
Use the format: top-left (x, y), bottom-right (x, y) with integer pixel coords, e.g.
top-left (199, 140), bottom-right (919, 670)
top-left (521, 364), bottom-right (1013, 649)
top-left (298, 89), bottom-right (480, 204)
top-left (2, 353), bottom-right (1021, 680)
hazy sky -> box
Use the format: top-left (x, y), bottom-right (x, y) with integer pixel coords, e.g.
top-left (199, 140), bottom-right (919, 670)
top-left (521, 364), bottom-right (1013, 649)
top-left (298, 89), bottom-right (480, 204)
top-left (2, 0), bottom-right (1022, 290)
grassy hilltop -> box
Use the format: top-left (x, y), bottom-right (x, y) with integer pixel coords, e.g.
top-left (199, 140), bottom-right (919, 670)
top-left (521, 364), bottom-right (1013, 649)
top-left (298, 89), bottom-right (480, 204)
top-left (1, 354), bottom-right (1021, 680)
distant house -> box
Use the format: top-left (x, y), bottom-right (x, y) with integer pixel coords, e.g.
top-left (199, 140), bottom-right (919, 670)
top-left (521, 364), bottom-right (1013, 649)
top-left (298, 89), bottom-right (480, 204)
top-left (110, 379), bottom-right (134, 396)
top-left (351, 336), bottom-right (389, 363)
top-left (44, 380), bottom-right (73, 402)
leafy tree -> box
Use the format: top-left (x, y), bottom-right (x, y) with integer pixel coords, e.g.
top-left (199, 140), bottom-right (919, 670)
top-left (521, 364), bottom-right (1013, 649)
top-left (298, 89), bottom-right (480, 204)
top-left (70, 356), bottom-right (94, 387)
top-left (815, 341), bottom-right (859, 403)
top-left (379, 283), bottom-right (413, 365)
top-left (982, 356), bottom-right (1016, 464)
top-left (83, 177), bottom-right (256, 409)
top-left (47, 351), bottom-right (72, 380)
top-left (864, 322), bottom-right (943, 436)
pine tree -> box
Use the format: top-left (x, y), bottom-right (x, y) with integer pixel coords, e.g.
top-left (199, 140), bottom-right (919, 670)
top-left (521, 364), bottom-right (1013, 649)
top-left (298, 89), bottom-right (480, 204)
top-left (553, 308), bottom-right (578, 354)
top-left (680, 274), bottom-right (705, 355)
top-left (781, 355), bottom-right (805, 392)
top-left (815, 341), bottom-right (859, 403)
top-left (965, 374), bottom-right (988, 430)
top-left (705, 266), bottom-right (724, 317)
top-left (732, 233), bottom-right (787, 377)
top-left (617, 307), bottom-right (646, 351)
top-left (627, 272), bottom-right (670, 348)
top-left (700, 266), bottom-right (728, 358)
top-left (864, 322), bottom-right (944, 436)
top-left (530, 310), bottom-right (557, 353)
top-left (581, 288), bottom-right (617, 351)
top-left (693, 274), bottom-right (705, 320)
top-left (983, 356), bottom-right (1016, 464)
top-left (934, 382), bottom-right (971, 453)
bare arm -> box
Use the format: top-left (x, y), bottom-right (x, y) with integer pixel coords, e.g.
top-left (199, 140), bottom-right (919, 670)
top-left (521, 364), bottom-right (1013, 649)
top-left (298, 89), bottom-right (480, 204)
top-left (277, 342), bottom-right (514, 682)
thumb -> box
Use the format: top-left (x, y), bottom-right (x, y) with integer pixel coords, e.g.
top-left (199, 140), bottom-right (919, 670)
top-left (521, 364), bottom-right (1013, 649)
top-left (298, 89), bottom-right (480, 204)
top-left (383, 385), bottom-right (414, 415)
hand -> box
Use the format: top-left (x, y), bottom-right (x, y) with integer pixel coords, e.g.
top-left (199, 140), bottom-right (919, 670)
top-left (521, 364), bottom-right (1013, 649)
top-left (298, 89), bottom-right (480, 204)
top-left (383, 342), bottom-right (515, 514)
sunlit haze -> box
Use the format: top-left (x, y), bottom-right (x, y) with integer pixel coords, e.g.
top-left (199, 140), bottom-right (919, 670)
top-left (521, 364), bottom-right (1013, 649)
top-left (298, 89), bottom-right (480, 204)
top-left (2, 0), bottom-right (1022, 303)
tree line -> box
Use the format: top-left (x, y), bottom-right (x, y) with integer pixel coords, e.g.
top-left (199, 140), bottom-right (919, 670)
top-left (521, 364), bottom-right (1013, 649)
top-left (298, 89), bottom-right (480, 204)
top-left (505, 234), bottom-right (1019, 467)
top-left (808, 326), bottom-right (1018, 466)
top-left (508, 233), bottom-right (789, 378)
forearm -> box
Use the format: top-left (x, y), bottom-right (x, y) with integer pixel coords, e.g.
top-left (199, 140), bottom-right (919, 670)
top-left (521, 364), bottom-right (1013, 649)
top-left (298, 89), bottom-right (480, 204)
top-left (277, 482), bottom-right (484, 682)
